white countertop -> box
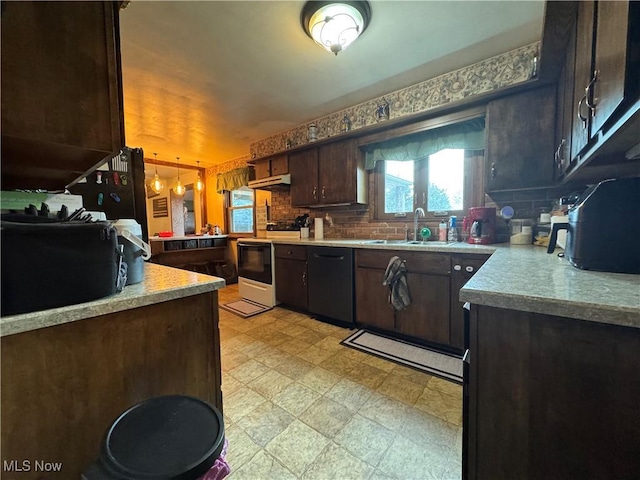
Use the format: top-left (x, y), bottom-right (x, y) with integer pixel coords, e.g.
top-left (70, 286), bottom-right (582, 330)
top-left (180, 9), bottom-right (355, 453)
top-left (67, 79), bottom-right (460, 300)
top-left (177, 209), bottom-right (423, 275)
top-left (0, 263), bottom-right (226, 337)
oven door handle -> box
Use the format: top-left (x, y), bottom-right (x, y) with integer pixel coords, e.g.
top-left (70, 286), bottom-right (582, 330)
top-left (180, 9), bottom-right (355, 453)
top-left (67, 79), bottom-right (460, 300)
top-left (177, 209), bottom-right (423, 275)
top-left (238, 242), bottom-right (269, 248)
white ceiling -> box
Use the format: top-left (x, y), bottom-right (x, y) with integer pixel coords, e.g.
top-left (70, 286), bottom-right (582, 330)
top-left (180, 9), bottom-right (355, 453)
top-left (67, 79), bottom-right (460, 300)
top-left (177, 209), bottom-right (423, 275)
top-left (120, 0), bottom-right (545, 171)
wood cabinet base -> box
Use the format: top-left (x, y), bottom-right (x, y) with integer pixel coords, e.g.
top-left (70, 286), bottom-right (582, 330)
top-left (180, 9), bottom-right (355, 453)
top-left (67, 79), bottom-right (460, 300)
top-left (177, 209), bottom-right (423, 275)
top-left (1, 292), bottom-right (221, 479)
top-left (467, 305), bottom-right (640, 479)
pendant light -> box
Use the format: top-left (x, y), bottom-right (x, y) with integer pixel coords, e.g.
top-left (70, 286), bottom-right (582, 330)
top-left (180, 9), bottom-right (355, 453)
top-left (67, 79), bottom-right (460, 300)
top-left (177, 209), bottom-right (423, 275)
top-left (195, 160), bottom-right (205, 192)
top-left (149, 152), bottom-right (164, 194)
top-left (172, 156), bottom-right (186, 196)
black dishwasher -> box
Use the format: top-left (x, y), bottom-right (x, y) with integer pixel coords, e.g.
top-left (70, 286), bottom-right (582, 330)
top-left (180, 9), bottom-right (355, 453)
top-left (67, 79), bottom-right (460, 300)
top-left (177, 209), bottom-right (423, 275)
top-left (307, 246), bottom-right (354, 325)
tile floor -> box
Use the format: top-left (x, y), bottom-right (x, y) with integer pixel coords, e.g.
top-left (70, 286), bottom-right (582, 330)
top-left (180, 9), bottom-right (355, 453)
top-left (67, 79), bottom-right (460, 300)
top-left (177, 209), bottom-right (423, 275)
top-left (218, 284), bottom-right (463, 480)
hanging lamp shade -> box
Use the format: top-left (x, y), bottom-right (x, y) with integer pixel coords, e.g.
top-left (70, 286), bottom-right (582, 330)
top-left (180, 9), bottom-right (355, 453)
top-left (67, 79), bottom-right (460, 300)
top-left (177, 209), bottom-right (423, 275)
top-left (195, 161), bottom-right (205, 192)
top-left (301, 1), bottom-right (372, 55)
top-left (150, 152), bottom-right (164, 194)
top-left (173, 157), bottom-right (186, 196)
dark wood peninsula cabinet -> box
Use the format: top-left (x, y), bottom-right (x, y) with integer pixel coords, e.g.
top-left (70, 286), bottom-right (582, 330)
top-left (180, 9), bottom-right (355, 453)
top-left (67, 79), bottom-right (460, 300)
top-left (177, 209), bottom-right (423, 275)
top-left (1, 1), bottom-right (124, 190)
top-left (485, 84), bottom-right (557, 191)
top-left (274, 245), bottom-right (308, 310)
top-left (467, 305), bottom-right (640, 479)
top-left (289, 138), bottom-right (367, 207)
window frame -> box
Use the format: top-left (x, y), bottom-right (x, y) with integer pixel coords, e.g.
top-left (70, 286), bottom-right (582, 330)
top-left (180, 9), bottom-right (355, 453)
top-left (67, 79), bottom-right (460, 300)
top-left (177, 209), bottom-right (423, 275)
top-left (373, 149), bottom-right (484, 222)
top-left (225, 187), bottom-right (256, 236)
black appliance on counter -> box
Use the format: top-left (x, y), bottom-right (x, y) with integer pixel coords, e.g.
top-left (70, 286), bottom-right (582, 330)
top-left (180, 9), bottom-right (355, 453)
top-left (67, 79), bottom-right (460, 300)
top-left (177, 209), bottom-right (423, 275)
top-left (547, 177), bottom-right (640, 273)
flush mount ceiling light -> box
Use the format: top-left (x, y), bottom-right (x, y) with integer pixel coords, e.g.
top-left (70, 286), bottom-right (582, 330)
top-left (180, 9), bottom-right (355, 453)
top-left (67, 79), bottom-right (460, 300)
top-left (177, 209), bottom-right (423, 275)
top-left (172, 157), bottom-right (186, 196)
top-left (301, 1), bottom-right (372, 55)
top-left (149, 152), bottom-right (164, 194)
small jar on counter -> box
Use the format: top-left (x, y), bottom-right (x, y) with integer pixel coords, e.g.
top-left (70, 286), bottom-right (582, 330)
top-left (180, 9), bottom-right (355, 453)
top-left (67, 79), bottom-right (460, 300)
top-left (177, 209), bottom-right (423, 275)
top-left (438, 222), bottom-right (447, 241)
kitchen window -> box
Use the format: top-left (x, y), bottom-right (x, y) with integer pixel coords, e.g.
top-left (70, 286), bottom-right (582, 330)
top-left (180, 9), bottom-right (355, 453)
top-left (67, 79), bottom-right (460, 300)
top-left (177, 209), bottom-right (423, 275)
top-left (227, 187), bottom-right (254, 234)
top-left (375, 149), bottom-right (483, 221)
top-left (366, 115), bottom-right (485, 221)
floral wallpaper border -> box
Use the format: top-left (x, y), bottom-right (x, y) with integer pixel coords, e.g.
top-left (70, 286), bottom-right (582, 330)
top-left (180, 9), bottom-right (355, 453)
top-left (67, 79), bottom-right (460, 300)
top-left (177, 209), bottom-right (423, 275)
top-left (249, 42), bottom-right (539, 159)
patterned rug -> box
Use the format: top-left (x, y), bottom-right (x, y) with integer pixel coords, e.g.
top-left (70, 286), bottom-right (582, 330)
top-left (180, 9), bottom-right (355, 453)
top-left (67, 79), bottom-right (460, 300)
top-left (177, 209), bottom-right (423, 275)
top-left (220, 299), bottom-right (272, 318)
top-left (341, 329), bottom-right (463, 383)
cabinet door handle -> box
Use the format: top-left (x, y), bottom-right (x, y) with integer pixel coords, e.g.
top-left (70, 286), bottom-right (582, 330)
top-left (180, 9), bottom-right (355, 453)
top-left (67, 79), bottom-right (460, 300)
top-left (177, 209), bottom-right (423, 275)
top-left (463, 349), bottom-right (470, 364)
top-left (465, 266), bottom-right (474, 273)
top-left (302, 271), bottom-right (307, 286)
top-left (422, 192), bottom-right (426, 206)
top-left (577, 95), bottom-right (589, 126)
top-left (585, 70), bottom-right (598, 115)
top-left (312, 186), bottom-right (317, 200)
top-left (490, 162), bottom-right (497, 179)
top-left (321, 186), bottom-right (326, 199)
top-left (454, 264), bottom-right (462, 271)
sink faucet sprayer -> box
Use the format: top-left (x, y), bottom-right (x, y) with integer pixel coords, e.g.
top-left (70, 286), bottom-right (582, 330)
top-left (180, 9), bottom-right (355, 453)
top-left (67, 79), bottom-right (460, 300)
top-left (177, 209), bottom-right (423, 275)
top-left (413, 207), bottom-right (425, 241)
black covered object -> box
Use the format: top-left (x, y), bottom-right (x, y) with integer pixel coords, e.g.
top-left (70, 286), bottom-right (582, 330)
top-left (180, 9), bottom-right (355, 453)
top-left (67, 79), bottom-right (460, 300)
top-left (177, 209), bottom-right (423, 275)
top-left (1, 219), bottom-right (122, 316)
top-left (83, 395), bottom-right (225, 480)
top-left (548, 177), bottom-right (640, 273)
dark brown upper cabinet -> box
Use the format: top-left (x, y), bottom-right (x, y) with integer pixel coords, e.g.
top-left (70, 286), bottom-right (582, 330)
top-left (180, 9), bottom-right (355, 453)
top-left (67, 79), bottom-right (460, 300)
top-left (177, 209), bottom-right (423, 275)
top-left (562, 0), bottom-right (640, 183)
top-left (1, 1), bottom-right (124, 190)
top-left (253, 154), bottom-right (288, 180)
top-left (290, 138), bottom-right (367, 207)
top-left (485, 84), bottom-right (557, 192)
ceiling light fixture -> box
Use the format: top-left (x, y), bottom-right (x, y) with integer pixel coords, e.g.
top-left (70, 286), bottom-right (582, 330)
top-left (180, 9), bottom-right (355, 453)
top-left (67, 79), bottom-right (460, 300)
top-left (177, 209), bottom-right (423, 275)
top-left (195, 160), bottom-right (205, 192)
top-left (150, 152), bottom-right (164, 194)
top-left (172, 157), bottom-right (186, 196)
top-left (301, 1), bottom-right (371, 55)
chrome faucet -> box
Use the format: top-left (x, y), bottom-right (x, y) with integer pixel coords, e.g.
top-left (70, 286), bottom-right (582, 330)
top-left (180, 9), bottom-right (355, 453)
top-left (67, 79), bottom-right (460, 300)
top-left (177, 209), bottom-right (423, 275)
top-left (413, 207), bottom-right (425, 241)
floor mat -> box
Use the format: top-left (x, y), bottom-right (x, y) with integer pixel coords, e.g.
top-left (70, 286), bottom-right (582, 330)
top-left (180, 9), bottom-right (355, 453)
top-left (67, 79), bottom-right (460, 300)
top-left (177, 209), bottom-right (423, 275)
top-left (341, 329), bottom-right (463, 383)
top-left (220, 299), bottom-right (272, 318)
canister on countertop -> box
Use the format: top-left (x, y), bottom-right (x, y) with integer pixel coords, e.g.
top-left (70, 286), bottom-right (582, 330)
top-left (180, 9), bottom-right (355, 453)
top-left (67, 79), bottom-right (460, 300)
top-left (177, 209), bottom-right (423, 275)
top-left (112, 219), bottom-right (151, 285)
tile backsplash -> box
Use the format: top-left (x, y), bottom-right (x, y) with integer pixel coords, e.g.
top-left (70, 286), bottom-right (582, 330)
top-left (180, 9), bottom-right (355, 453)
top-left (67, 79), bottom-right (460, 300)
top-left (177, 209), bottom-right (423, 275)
top-left (270, 181), bottom-right (587, 243)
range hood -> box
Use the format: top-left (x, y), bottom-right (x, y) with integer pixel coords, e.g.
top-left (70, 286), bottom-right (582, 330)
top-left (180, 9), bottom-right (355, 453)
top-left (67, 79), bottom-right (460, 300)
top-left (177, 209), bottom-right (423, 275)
top-left (248, 174), bottom-right (291, 190)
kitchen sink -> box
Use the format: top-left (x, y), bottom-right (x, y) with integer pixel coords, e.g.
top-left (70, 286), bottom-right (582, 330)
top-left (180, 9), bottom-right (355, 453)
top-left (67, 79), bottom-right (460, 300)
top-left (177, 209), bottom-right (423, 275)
top-left (364, 239), bottom-right (408, 244)
top-left (364, 239), bottom-right (453, 246)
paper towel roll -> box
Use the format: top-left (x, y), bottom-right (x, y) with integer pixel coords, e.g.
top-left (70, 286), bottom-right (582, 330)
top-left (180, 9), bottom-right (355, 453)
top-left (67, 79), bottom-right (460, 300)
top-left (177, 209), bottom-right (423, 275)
top-left (314, 217), bottom-right (324, 239)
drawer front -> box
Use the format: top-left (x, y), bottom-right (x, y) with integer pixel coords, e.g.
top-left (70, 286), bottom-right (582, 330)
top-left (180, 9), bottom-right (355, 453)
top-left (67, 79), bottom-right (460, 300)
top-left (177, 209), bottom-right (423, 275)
top-left (275, 244), bottom-right (307, 260)
top-left (356, 249), bottom-right (450, 275)
top-left (451, 254), bottom-right (490, 279)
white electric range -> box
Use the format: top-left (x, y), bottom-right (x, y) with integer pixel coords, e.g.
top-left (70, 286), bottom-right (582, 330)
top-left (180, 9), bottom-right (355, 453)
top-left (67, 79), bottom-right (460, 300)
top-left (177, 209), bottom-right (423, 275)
top-left (236, 230), bottom-right (300, 307)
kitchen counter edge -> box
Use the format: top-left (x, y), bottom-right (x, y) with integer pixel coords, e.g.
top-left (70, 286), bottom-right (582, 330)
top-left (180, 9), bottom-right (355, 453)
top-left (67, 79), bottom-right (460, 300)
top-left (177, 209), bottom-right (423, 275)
top-left (0, 263), bottom-right (225, 337)
top-left (266, 238), bottom-right (640, 328)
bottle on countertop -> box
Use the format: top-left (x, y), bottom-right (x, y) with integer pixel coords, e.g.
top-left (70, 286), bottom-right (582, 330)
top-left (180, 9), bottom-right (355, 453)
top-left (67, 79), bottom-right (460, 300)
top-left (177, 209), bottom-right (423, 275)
top-left (461, 216), bottom-right (469, 242)
top-left (438, 221), bottom-right (447, 241)
top-left (448, 216), bottom-right (458, 242)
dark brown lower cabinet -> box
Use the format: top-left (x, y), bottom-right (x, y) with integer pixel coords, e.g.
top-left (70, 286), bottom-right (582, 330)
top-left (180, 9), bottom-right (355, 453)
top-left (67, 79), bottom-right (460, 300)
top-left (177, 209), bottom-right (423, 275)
top-left (467, 305), bottom-right (640, 479)
top-left (355, 265), bottom-right (395, 331)
top-left (274, 245), bottom-right (308, 310)
top-left (355, 249), bottom-right (451, 346)
top-left (450, 255), bottom-right (490, 350)
top-left (396, 272), bottom-right (450, 344)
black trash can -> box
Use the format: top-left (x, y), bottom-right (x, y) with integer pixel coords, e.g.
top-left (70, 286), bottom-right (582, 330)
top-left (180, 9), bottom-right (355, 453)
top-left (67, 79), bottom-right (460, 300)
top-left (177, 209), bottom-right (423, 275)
top-left (82, 396), bottom-right (226, 480)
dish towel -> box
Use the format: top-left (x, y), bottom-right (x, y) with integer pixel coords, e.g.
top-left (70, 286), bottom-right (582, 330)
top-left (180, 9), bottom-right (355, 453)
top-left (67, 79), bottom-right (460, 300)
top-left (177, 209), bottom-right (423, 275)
top-left (382, 256), bottom-right (411, 311)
